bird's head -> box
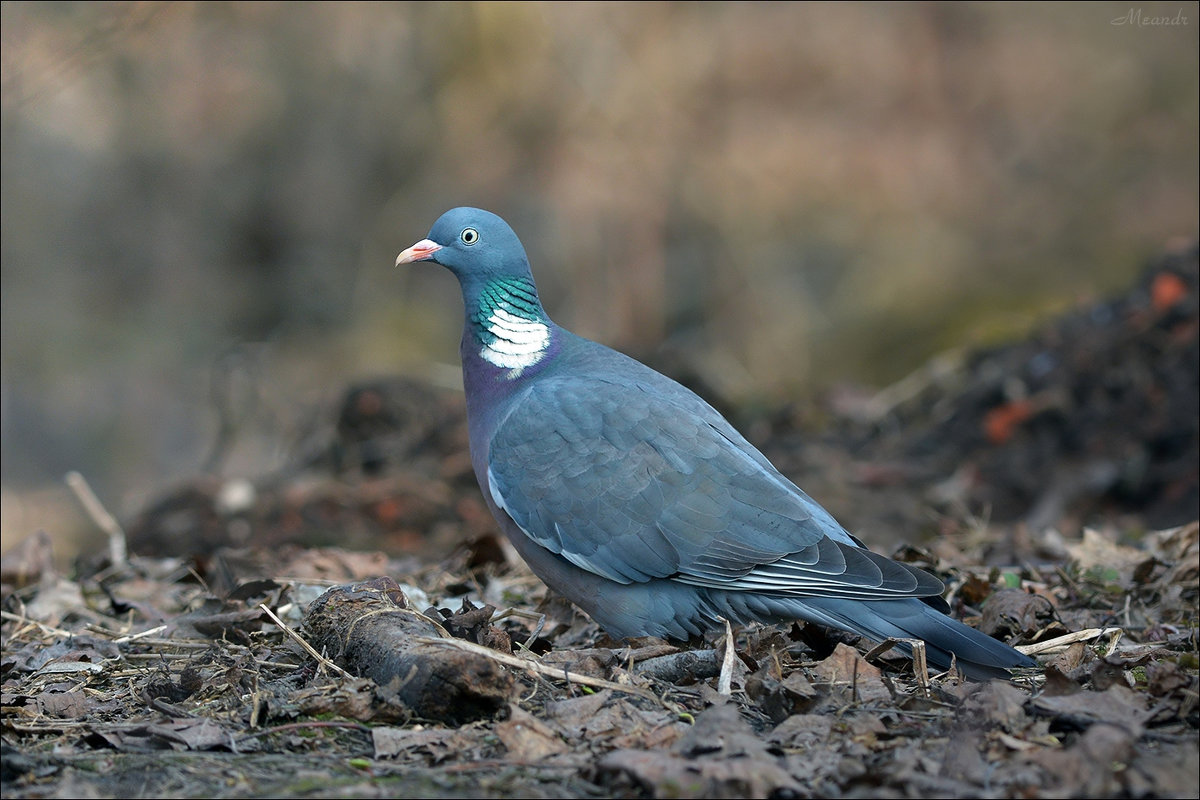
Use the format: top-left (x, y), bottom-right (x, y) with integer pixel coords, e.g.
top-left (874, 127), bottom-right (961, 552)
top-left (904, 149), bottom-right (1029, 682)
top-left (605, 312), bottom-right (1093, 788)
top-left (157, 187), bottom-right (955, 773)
top-left (396, 207), bottom-right (532, 282)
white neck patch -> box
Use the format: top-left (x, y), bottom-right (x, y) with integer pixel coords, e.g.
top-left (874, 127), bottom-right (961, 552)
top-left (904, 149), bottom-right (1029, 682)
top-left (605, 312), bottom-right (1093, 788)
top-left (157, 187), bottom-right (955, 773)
top-left (481, 306), bottom-right (550, 378)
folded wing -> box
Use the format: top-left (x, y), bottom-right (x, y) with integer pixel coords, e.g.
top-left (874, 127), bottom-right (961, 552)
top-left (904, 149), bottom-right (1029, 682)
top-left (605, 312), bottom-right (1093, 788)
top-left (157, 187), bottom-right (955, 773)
top-left (487, 375), bottom-right (944, 600)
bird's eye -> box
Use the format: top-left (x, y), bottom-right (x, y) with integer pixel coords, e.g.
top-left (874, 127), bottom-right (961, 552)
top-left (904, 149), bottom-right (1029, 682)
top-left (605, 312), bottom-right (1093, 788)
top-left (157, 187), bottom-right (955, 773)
top-left (460, 228), bottom-right (479, 245)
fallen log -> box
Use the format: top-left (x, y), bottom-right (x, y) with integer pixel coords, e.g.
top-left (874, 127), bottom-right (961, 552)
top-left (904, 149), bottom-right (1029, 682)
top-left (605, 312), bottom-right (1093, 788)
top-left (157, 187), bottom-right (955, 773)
top-left (302, 577), bottom-right (514, 724)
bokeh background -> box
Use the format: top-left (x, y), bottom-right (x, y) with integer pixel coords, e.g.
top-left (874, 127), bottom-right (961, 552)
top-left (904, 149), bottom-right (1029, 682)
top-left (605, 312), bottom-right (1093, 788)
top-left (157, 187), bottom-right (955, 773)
top-left (2, 2), bottom-right (1197, 558)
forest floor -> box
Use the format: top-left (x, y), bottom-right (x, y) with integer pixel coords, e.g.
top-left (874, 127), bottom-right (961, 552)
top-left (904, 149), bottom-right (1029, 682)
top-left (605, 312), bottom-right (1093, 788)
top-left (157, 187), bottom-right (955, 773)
top-left (2, 244), bottom-right (1197, 798)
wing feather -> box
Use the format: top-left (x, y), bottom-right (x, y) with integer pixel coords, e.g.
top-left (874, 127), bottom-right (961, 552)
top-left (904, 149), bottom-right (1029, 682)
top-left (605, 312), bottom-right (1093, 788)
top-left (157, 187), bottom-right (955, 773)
top-left (488, 374), bottom-right (942, 598)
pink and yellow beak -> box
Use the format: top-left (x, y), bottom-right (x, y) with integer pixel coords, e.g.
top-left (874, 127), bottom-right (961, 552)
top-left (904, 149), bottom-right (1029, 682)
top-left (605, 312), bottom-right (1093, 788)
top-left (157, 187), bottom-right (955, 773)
top-left (395, 239), bottom-right (442, 266)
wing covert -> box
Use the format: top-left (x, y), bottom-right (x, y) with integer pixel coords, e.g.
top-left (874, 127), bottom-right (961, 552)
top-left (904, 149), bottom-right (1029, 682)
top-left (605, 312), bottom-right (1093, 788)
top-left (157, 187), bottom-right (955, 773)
top-left (486, 375), bottom-right (941, 598)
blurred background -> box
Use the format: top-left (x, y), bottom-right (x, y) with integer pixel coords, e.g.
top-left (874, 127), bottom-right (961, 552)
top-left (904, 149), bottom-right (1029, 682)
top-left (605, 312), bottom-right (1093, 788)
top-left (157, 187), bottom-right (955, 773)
top-left (2, 2), bottom-right (1197, 560)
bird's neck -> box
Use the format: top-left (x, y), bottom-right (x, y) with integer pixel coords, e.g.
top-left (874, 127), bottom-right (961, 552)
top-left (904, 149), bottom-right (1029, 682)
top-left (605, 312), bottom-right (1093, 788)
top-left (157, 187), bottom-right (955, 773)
top-left (463, 276), bottom-right (554, 381)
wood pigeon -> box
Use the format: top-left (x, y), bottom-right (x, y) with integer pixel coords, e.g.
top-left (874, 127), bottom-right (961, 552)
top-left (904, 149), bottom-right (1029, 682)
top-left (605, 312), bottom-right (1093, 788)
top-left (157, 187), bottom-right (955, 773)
top-left (396, 207), bottom-right (1037, 680)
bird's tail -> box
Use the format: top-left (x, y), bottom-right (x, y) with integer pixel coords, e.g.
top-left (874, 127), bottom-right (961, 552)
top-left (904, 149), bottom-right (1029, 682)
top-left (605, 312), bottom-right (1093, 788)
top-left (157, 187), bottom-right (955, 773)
top-left (728, 593), bottom-right (1036, 680)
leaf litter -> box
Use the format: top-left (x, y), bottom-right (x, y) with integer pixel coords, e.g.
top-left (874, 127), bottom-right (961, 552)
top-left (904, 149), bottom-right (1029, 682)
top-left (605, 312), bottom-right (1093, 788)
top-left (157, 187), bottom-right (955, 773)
top-left (2, 245), bottom-right (1198, 798)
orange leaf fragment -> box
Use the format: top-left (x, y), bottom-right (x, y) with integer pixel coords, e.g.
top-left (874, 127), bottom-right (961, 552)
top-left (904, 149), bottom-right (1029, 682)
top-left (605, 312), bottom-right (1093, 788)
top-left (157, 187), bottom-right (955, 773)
top-left (984, 400), bottom-right (1035, 445)
top-left (1150, 271), bottom-right (1187, 312)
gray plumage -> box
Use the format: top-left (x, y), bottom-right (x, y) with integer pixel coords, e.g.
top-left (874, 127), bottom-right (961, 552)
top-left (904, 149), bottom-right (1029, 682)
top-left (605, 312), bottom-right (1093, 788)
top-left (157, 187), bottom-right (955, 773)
top-left (397, 207), bottom-right (1037, 680)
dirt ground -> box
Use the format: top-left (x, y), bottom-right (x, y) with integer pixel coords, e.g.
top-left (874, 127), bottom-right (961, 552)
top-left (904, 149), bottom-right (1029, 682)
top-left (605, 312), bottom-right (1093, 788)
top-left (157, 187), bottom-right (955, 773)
top-left (2, 244), bottom-right (1197, 798)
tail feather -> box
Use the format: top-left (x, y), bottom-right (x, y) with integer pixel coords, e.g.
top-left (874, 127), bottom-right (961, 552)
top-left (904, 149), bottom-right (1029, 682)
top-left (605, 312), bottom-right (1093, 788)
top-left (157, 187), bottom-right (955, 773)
top-left (727, 593), bottom-right (1036, 680)
top-left (800, 596), bottom-right (1036, 680)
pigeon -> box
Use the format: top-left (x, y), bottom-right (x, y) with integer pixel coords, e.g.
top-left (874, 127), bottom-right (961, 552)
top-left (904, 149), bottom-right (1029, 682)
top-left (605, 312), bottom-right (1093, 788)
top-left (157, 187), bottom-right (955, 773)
top-left (396, 207), bottom-right (1036, 680)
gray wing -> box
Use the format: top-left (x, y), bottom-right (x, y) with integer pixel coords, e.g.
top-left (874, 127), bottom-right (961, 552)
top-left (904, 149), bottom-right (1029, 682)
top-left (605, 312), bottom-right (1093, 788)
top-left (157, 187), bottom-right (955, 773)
top-left (486, 374), bottom-right (942, 600)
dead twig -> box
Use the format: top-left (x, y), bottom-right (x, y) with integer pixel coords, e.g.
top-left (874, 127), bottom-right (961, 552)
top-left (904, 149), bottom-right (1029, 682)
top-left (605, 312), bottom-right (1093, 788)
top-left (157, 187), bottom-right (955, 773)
top-left (235, 720), bottom-right (372, 744)
top-left (258, 602), bottom-right (350, 678)
top-left (864, 637), bottom-right (931, 691)
top-left (634, 649), bottom-right (720, 683)
top-left (65, 471), bottom-right (127, 567)
top-left (113, 625), bottom-right (168, 644)
top-left (414, 636), bottom-right (664, 706)
top-left (1016, 627), bottom-right (1123, 656)
top-left (0, 609), bottom-right (76, 639)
